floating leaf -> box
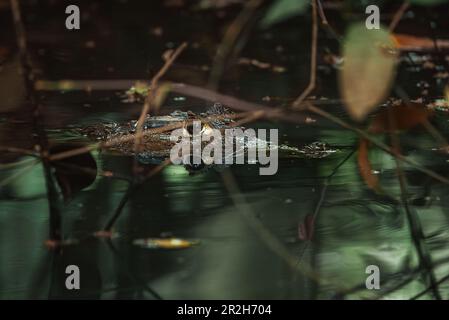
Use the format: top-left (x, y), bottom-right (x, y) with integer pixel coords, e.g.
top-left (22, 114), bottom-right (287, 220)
top-left (133, 238), bottom-right (200, 249)
top-left (339, 24), bottom-right (398, 121)
top-left (260, 0), bottom-right (308, 28)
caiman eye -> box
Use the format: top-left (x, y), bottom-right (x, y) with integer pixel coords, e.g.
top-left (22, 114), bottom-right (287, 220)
top-left (200, 123), bottom-right (213, 135)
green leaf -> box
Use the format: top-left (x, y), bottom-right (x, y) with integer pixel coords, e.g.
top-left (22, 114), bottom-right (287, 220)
top-left (260, 0), bottom-right (308, 28)
top-left (339, 23), bottom-right (398, 121)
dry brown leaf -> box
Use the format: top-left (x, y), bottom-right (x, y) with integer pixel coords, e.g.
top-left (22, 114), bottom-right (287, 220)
top-left (357, 138), bottom-right (380, 192)
top-left (392, 34), bottom-right (449, 51)
top-left (358, 102), bottom-right (431, 191)
top-left (369, 102), bottom-right (431, 133)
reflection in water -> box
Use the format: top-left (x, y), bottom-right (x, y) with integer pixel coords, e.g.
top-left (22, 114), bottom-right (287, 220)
top-left (1, 129), bottom-right (449, 299)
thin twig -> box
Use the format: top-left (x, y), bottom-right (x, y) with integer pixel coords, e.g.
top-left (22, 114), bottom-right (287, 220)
top-left (103, 183), bottom-right (136, 232)
top-left (389, 1), bottom-right (410, 32)
top-left (296, 182), bottom-right (327, 265)
top-left (387, 108), bottom-right (441, 299)
top-left (105, 240), bottom-right (163, 300)
top-left (0, 157), bottom-right (37, 169)
top-left (0, 159), bottom-right (39, 187)
top-left (422, 120), bottom-right (449, 149)
top-left (51, 161), bottom-right (132, 183)
top-left (208, 0), bottom-right (263, 89)
top-left (134, 42), bottom-right (188, 151)
top-left (296, 148), bottom-right (355, 267)
top-left (342, 252), bottom-right (449, 298)
top-left (316, 0), bottom-right (341, 41)
top-left (169, 82), bottom-right (308, 124)
top-left (411, 273), bottom-right (449, 300)
top-left (230, 110), bottom-right (266, 127)
top-left (35, 79), bottom-right (144, 91)
top-left (0, 146), bottom-right (38, 157)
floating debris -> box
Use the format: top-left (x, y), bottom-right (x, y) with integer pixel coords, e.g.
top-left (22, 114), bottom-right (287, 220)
top-left (238, 57), bottom-right (286, 73)
top-left (122, 81), bottom-right (150, 103)
top-left (305, 117), bottom-right (316, 124)
top-left (133, 237), bottom-right (200, 249)
top-left (432, 146), bottom-right (449, 154)
top-left (434, 72), bottom-right (449, 79)
top-left (427, 99), bottom-right (449, 112)
top-left (45, 239), bottom-right (79, 250)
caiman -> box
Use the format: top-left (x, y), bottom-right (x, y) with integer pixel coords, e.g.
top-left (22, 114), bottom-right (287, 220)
top-left (79, 103), bottom-right (338, 172)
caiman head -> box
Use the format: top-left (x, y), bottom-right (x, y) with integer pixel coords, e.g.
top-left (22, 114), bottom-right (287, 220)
top-left (79, 103), bottom-right (338, 174)
top-left (79, 103), bottom-right (236, 172)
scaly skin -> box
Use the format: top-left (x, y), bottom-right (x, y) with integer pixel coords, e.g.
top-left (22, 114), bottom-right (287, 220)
top-left (79, 103), bottom-right (338, 169)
